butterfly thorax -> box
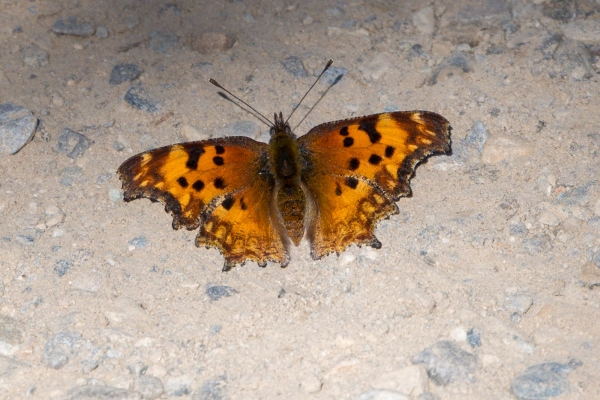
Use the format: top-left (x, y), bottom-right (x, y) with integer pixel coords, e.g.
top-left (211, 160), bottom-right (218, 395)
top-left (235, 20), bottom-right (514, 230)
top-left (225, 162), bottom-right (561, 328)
top-left (268, 112), bottom-right (306, 246)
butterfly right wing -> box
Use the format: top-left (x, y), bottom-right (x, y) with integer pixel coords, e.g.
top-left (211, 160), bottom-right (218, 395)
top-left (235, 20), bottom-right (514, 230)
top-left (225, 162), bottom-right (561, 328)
top-left (117, 137), bottom-right (289, 270)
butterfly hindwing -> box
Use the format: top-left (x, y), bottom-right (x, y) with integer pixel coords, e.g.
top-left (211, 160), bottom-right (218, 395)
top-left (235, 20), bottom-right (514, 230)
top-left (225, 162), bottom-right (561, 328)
top-left (118, 137), bottom-right (289, 269)
top-left (299, 111), bottom-right (451, 259)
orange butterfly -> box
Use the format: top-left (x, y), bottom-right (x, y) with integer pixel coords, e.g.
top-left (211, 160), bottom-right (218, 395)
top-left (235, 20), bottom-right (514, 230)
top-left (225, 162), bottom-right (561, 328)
top-left (118, 63), bottom-right (451, 271)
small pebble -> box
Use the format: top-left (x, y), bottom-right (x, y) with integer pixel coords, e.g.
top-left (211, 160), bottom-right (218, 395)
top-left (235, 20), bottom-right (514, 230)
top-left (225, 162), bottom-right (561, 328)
top-left (124, 85), bottom-right (160, 113)
top-left (0, 103), bottom-right (38, 154)
top-left (109, 64), bottom-right (142, 86)
top-left (206, 285), bottom-right (238, 301)
top-left (301, 375), bottom-right (323, 394)
top-left (64, 385), bottom-right (141, 400)
top-left (466, 328), bottom-right (481, 348)
top-left (412, 6), bottom-right (435, 35)
top-left (194, 376), bottom-right (227, 400)
top-left (45, 205), bottom-right (65, 227)
top-left (371, 365), bottom-right (429, 396)
top-left (427, 52), bottom-right (473, 85)
top-left (282, 56), bottom-right (308, 77)
top-left (108, 189), bottom-right (123, 202)
top-left (481, 134), bottom-right (535, 164)
top-left (52, 16), bottom-right (95, 37)
top-left (511, 360), bottom-right (582, 400)
top-left (523, 234), bottom-right (553, 255)
top-left (20, 45), bottom-right (49, 67)
top-left (164, 376), bottom-right (191, 397)
top-left (0, 315), bottom-right (23, 356)
top-left (43, 331), bottom-right (81, 369)
top-left (56, 128), bottom-right (94, 159)
top-left (149, 31), bottom-right (179, 54)
top-left (135, 376), bottom-right (164, 400)
top-left (465, 121), bottom-right (489, 154)
top-left (53, 259), bottom-right (73, 277)
top-left (95, 25), bottom-right (109, 38)
top-left (505, 295), bottom-right (534, 314)
top-left (412, 341), bottom-right (480, 386)
top-left (193, 32), bottom-right (236, 54)
top-left (128, 236), bottom-right (147, 249)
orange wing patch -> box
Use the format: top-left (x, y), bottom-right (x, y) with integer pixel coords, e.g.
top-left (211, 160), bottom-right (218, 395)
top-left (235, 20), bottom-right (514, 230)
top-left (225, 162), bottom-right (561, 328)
top-left (299, 111), bottom-right (450, 258)
top-left (118, 137), bottom-right (289, 270)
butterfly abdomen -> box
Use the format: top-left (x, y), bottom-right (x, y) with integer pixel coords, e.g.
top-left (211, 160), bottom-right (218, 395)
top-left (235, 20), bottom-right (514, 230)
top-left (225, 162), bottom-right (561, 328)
top-left (268, 117), bottom-right (307, 246)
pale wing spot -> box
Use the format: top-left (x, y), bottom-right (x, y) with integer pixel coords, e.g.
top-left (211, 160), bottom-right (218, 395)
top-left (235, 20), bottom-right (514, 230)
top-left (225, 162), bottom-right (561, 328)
top-left (386, 164), bottom-right (396, 175)
top-left (419, 137), bottom-right (433, 145)
top-left (134, 172), bottom-right (144, 181)
top-left (140, 180), bottom-right (150, 187)
top-left (410, 113), bottom-right (423, 123)
top-left (180, 193), bottom-right (191, 208)
top-left (408, 144), bottom-right (419, 151)
top-left (140, 153), bottom-right (153, 167)
top-left (155, 182), bottom-right (165, 189)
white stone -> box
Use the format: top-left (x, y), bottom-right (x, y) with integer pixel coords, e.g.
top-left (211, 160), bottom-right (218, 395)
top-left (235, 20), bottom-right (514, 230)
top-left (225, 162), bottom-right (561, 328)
top-left (538, 210), bottom-right (560, 226)
top-left (482, 135), bottom-right (534, 164)
top-left (370, 365), bottom-right (429, 396)
top-left (301, 375), bottom-right (322, 394)
top-left (450, 326), bottom-right (468, 342)
top-left (412, 6), bottom-right (435, 35)
top-left (561, 20), bottom-right (600, 44)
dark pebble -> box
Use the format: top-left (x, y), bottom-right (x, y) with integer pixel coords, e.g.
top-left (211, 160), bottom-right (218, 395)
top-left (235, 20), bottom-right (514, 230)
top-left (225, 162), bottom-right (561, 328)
top-left (124, 85), bottom-right (160, 113)
top-left (427, 52), bottom-right (473, 86)
top-left (149, 31), bottom-right (179, 54)
top-left (466, 328), bottom-right (481, 348)
top-left (193, 376), bottom-right (227, 400)
top-left (522, 234), bottom-right (553, 255)
top-left (56, 128), bottom-right (94, 159)
top-left (43, 331), bottom-right (81, 369)
top-left (557, 183), bottom-right (593, 206)
top-left (64, 385), bottom-right (141, 400)
top-left (412, 340), bottom-right (480, 386)
top-left (109, 64), bottom-right (142, 86)
top-left (0, 103), bottom-right (38, 154)
top-left (206, 285), bottom-right (237, 301)
top-left (128, 236), bottom-right (147, 249)
top-left (511, 360), bottom-right (582, 400)
top-left (465, 121), bottom-right (489, 154)
top-left (282, 56), bottom-right (308, 77)
top-left (53, 259), bottom-right (73, 277)
top-left (52, 16), bottom-right (95, 37)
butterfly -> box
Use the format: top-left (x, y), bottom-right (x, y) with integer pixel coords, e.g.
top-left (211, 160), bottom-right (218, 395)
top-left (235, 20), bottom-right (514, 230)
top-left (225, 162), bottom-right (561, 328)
top-left (118, 65), bottom-right (451, 271)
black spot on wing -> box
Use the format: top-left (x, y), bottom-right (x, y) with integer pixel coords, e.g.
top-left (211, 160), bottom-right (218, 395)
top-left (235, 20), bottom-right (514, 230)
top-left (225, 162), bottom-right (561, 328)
top-left (349, 158), bottom-right (360, 171)
top-left (335, 183), bottom-right (342, 196)
top-left (214, 177), bottom-right (225, 189)
top-left (343, 137), bottom-right (354, 147)
top-left (215, 145), bottom-right (225, 154)
top-left (240, 197), bottom-right (247, 210)
top-left (359, 120), bottom-right (381, 143)
top-left (213, 156), bottom-right (224, 166)
top-left (186, 147), bottom-right (205, 170)
top-left (339, 126), bottom-right (349, 136)
top-left (192, 180), bottom-right (205, 191)
top-left (177, 177), bottom-right (189, 188)
top-left (345, 177), bottom-right (358, 189)
top-left (368, 154), bottom-right (382, 165)
top-left (221, 196), bottom-right (234, 210)
top-left (385, 145), bottom-right (395, 158)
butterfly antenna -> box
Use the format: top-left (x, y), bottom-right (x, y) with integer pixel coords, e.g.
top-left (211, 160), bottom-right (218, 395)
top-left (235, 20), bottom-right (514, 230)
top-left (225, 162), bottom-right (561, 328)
top-left (209, 79), bottom-right (272, 127)
top-left (285, 59), bottom-right (333, 125)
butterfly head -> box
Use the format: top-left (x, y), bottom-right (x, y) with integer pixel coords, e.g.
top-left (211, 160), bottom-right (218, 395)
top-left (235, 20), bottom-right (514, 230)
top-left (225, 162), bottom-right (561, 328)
top-left (271, 112), bottom-right (295, 139)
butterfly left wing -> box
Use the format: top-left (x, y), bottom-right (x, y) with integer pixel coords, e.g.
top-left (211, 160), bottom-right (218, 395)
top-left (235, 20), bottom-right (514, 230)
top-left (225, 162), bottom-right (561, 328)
top-left (118, 137), bottom-right (289, 270)
top-left (298, 111), bottom-right (451, 259)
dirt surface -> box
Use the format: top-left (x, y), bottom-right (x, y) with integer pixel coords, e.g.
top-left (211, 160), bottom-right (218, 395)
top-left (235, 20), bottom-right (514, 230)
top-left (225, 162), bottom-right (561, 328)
top-left (1, 0), bottom-right (600, 399)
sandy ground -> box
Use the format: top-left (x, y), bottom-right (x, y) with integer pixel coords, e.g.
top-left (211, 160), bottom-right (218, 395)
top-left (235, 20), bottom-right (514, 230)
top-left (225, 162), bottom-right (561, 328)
top-left (1, 0), bottom-right (600, 399)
